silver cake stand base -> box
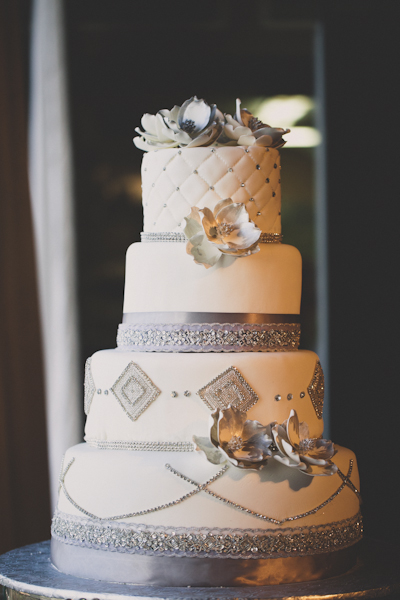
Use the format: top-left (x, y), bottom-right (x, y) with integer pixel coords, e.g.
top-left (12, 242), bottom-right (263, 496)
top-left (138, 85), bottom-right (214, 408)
top-left (1, 539), bottom-right (399, 600)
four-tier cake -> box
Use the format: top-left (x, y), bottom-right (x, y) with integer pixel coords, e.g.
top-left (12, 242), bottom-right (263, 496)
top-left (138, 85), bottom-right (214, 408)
top-left (51, 97), bottom-right (362, 586)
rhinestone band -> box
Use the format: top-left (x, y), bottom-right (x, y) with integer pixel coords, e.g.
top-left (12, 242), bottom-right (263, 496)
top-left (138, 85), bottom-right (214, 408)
top-left (85, 439), bottom-right (194, 452)
top-left (116, 322), bottom-right (301, 352)
top-left (141, 232), bottom-right (187, 242)
top-left (166, 460), bottom-right (359, 525)
top-left (140, 232), bottom-right (283, 243)
top-left (60, 455), bottom-right (359, 526)
top-left (52, 510), bottom-right (363, 559)
top-left (59, 458), bottom-right (227, 521)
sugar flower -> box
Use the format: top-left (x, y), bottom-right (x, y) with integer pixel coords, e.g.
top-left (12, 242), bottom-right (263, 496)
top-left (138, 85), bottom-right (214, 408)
top-left (133, 96), bottom-right (223, 151)
top-left (193, 405), bottom-right (274, 470)
top-left (272, 409), bottom-right (338, 476)
top-left (183, 199), bottom-right (261, 268)
top-left (223, 98), bottom-right (290, 148)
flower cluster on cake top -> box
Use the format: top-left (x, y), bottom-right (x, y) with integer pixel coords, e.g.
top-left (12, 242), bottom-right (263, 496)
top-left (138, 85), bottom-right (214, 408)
top-left (133, 96), bottom-right (290, 151)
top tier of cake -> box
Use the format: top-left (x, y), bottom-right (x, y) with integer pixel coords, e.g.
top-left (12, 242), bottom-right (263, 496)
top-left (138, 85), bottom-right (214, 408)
top-left (141, 146), bottom-right (281, 235)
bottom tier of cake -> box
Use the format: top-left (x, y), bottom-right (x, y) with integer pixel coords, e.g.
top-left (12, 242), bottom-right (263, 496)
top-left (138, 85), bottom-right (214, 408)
top-left (51, 443), bottom-right (362, 586)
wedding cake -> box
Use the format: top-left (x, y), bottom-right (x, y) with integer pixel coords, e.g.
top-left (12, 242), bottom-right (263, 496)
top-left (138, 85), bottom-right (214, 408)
top-left (51, 97), bottom-right (362, 586)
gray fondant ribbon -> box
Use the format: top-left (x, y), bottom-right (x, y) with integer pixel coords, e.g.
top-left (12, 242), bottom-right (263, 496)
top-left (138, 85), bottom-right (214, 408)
top-left (51, 537), bottom-right (359, 586)
top-left (123, 312), bottom-right (300, 325)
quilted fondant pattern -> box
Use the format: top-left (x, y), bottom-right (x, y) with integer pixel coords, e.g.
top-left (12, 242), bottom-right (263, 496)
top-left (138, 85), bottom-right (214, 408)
top-left (142, 146), bottom-right (282, 234)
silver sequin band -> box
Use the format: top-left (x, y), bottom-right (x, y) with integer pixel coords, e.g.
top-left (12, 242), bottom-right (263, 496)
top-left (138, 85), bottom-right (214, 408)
top-left (140, 232), bottom-right (283, 243)
top-left (85, 439), bottom-right (194, 452)
top-left (117, 321), bottom-right (301, 352)
top-left (52, 509), bottom-right (363, 559)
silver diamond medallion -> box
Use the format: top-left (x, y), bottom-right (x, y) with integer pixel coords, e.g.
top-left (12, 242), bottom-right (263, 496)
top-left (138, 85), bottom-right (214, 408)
top-left (111, 362), bottom-right (161, 421)
top-left (84, 357), bottom-right (96, 415)
top-left (307, 360), bottom-right (324, 419)
top-left (197, 366), bottom-right (258, 412)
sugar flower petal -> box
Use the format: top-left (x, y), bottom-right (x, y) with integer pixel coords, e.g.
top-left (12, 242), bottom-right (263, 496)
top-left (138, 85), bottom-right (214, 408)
top-left (141, 113), bottom-right (158, 136)
top-left (193, 435), bottom-right (226, 465)
top-left (237, 134), bottom-right (257, 146)
top-left (186, 232), bottom-right (221, 269)
top-left (183, 207), bottom-right (203, 238)
top-left (178, 96), bottom-right (213, 134)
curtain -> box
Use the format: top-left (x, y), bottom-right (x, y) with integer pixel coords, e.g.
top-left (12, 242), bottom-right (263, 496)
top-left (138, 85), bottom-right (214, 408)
top-left (0, 0), bottom-right (50, 554)
top-left (29, 0), bottom-right (82, 512)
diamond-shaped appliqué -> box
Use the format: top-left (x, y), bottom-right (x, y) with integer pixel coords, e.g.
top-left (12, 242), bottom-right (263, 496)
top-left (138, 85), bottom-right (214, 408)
top-left (84, 357), bottom-right (96, 415)
top-left (307, 360), bottom-right (324, 419)
top-left (111, 362), bottom-right (161, 421)
top-left (197, 366), bottom-right (259, 412)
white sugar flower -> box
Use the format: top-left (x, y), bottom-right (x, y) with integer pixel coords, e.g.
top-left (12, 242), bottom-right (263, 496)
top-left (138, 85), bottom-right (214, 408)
top-left (193, 405), bottom-right (274, 470)
top-left (223, 98), bottom-right (290, 148)
top-left (183, 199), bottom-right (261, 268)
top-left (272, 409), bottom-right (337, 476)
top-left (133, 96), bottom-right (223, 151)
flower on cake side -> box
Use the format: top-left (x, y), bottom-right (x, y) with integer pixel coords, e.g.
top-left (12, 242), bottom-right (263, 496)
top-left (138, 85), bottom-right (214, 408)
top-left (183, 199), bottom-right (261, 268)
top-left (133, 96), bottom-right (290, 150)
top-left (272, 409), bottom-right (338, 476)
top-left (222, 98), bottom-right (290, 149)
top-left (193, 405), bottom-right (274, 470)
top-left (194, 406), bottom-right (338, 476)
top-left (133, 96), bottom-right (223, 151)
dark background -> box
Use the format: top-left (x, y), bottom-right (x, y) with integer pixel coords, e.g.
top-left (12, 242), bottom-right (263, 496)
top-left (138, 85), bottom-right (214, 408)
top-left (1, 0), bottom-right (398, 555)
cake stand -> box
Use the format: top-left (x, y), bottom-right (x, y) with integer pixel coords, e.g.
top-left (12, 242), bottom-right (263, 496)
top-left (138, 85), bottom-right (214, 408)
top-left (1, 539), bottom-right (399, 600)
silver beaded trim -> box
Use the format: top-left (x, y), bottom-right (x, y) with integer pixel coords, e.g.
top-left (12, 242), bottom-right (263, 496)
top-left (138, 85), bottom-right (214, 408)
top-left (59, 456), bottom-right (360, 526)
top-left (141, 232), bottom-right (187, 242)
top-left (52, 509), bottom-right (363, 559)
top-left (166, 460), bottom-right (359, 524)
top-left (116, 322), bottom-right (301, 352)
top-left (59, 458), bottom-right (227, 521)
top-left (140, 232), bottom-right (283, 243)
top-left (85, 439), bottom-right (194, 452)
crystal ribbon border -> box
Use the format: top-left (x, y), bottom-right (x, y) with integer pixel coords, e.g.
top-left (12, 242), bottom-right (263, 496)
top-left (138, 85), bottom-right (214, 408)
top-left (116, 322), bottom-right (301, 352)
top-left (85, 439), bottom-right (194, 452)
top-left (140, 232), bottom-right (283, 243)
top-left (51, 509), bottom-right (363, 560)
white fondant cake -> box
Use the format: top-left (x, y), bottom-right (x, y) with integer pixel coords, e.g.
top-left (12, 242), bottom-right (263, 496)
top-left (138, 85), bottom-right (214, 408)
top-left (51, 97), bottom-right (362, 587)
top-left (142, 146), bottom-right (282, 234)
top-left (83, 350), bottom-right (325, 444)
top-left (123, 242), bottom-right (302, 316)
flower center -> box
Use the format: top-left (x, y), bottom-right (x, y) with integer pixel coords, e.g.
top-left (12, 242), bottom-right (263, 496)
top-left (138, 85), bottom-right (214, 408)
top-left (227, 435), bottom-right (244, 452)
top-left (181, 119), bottom-right (196, 134)
top-left (299, 438), bottom-right (316, 453)
top-left (218, 222), bottom-right (235, 237)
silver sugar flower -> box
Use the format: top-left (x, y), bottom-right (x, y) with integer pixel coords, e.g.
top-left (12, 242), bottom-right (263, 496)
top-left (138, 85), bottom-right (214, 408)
top-left (133, 96), bottom-right (223, 151)
top-left (183, 199), bottom-right (261, 268)
top-left (223, 98), bottom-right (290, 148)
top-left (272, 409), bottom-right (338, 476)
top-left (193, 405), bottom-right (274, 470)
